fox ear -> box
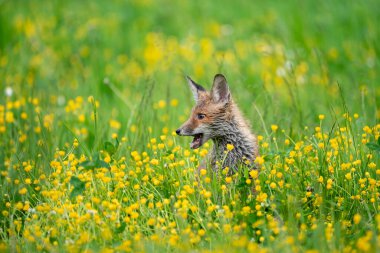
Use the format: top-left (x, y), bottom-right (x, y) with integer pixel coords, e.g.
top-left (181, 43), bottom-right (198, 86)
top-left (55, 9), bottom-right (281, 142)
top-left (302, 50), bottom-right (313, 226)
top-left (211, 74), bottom-right (230, 104)
top-left (186, 76), bottom-right (206, 102)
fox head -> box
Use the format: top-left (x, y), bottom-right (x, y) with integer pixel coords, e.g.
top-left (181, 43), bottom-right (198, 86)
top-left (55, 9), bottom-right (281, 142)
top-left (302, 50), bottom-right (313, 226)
top-left (176, 74), bottom-right (233, 149)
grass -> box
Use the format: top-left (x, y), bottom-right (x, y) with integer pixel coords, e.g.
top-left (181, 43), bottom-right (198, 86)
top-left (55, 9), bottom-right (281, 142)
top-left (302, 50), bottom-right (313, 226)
top-left (0, 0), bottom-right (379, 252)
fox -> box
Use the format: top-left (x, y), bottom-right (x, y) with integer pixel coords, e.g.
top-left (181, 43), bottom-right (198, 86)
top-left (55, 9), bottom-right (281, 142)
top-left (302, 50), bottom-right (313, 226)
top-left (176, 74), bottom-right (259, 173)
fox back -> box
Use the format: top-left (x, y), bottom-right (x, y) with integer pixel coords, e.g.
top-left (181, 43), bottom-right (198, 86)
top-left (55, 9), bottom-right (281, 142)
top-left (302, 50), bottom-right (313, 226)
top-left (176, 74), bottom-right (259, 172)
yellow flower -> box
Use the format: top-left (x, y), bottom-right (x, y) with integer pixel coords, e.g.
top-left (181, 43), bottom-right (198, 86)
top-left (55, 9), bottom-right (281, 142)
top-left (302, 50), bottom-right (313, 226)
top-left (199, 149), bottom-right (208, 157)
top-left (256, 192), bottom-right (268, 202)
top-left (226, 144), bottom-right (234, 151)
top-left (24, 19), bottom-right (36, 38)
top-left (16, 202), bottom-right (23, 210)
top-left (87, 96), bottom-right (95, 103)
top-left (249, 170), bottom-right (259, 179)
top-left (254, 156), bottom-right (265, 165)
top-left (368, 162), bottom-right (376, 169)
top-left (130, 125), bottom-right (137, 133)
top-left (109, 119), bottom-right (121, 129)
top-left (271, 125), bottom-right (278, 132)
top-left (24, 165), bottom-right (32, 172)
top-left (200, 169), bottom-right (207, 176)
top-left (150, 159), bottom-right (159, 165)
top-left (242, 206), bottom-right (251, 215)
top-left (363, 126), bottom-right (372, 134)
top-left (353, 214), bottom-right (361, 224)
top-left (170, 99), bottom-right (179, 107)
top-left (147, 218), bottom-right (156, 226)
top-left (319, 114), bottom-right (325, 120)
top-left (20, 112), bottom-right (27, 119)
top-left (19, 188), bottom-right (28, 195)
top-left (104, 156), bottom-right (111, 163)
top-left (183, 150), bottom-right (190, 157)
top-left (223, 224), bottom-right (231, 233)
top-left (356, 231), bottom-right (372, 252)
top-left (5, 112), bottom-right (14, 123)
top-left (158, 100), bottom-right (166, 108)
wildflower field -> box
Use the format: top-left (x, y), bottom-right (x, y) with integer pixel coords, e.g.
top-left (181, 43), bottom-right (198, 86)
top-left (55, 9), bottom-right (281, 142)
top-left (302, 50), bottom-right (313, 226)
top-left (1, 0), bottom-right (380, 252)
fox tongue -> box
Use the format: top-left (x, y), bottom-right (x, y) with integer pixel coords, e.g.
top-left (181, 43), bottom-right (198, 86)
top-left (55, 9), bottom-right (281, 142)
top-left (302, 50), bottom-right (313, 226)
top-left (190, 134), bottom-right (202, 149)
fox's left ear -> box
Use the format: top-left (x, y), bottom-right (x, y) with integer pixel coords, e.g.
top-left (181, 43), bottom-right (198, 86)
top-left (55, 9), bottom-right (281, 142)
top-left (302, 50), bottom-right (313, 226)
top-left (186, 76), bottom-right (206, 102)
top-left (211, 74), bottom-right (230, 104)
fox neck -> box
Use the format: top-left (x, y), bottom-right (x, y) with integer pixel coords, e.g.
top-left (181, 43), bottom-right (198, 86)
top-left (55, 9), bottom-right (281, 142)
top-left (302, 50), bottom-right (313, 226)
top-left (210, 114), bottom-right (258, 171)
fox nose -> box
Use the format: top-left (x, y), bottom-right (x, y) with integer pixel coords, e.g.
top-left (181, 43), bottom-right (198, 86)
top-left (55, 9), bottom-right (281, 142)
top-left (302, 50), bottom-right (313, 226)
top-left (175, 129), bottom-right (181, 135)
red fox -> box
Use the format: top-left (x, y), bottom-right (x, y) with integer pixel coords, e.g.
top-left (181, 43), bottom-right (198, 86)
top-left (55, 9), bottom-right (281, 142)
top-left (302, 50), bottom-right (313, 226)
top-left (176, 74), bottom-right (259, 173)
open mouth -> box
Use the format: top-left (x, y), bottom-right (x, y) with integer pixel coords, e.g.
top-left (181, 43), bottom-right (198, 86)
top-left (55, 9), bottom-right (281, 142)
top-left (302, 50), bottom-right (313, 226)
top-left (190, 133), bottom-right (203, 149)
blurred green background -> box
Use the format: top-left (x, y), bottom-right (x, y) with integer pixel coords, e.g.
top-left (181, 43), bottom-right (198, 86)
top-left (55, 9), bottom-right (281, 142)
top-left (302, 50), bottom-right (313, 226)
top-left (0, 0), bottom-right (379, 147)
top-left (0, 1), bottom-right (380, 251)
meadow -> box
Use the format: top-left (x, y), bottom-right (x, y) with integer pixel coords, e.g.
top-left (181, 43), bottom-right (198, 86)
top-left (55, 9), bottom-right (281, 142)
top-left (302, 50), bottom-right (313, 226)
top-left (0, 0), bottom-right (379, 252)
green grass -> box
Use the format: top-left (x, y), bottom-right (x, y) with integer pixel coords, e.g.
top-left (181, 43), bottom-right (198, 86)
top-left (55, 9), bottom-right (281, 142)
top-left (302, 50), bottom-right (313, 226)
top-left (0, 0), bottom-right (379, 252)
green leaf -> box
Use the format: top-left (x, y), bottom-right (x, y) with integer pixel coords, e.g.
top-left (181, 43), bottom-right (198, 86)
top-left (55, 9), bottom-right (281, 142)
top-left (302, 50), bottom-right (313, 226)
top-left (264, 154), bottom-right (275, 162)
top-left (79, 154), bottom-right (110, 171)
top-left (378, 137), bottom-right (380, 146)
top-left (70, 176), bottom-right (86, 199)
top-left (95, 158), bottom-right (110, 169)
top-left (86, 132), bottom-right (95, 150)
top-left (70, 176), bottom-right (84, 188)
top-left (79, 160), bottom-right (97, 171)
top-left (366, 142), bottom-right (380, 152)
top-left (115, 222), bottom-right (127, 234)
top-left (104, 141), bottom-right (116, 156)
top-left (236, 177), bottom-right (247, 188)
top-left (49, 236), bottom-right (58, 244)
top-left (70, 185), bottom-right (85, 199)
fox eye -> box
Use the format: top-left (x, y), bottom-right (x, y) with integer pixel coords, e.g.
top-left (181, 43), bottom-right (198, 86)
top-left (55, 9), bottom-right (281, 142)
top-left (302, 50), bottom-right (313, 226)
top-left (197, 113), bottom-right (206, 120)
